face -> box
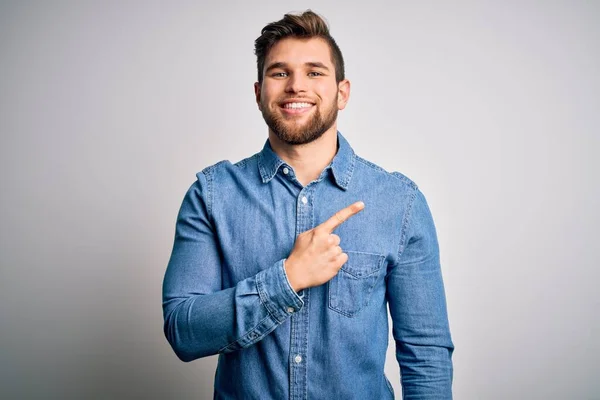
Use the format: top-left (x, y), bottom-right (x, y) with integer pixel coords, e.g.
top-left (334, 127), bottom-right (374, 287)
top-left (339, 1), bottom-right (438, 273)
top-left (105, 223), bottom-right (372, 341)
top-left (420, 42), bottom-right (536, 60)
top-left (254, 37), bottom-right (350, 145)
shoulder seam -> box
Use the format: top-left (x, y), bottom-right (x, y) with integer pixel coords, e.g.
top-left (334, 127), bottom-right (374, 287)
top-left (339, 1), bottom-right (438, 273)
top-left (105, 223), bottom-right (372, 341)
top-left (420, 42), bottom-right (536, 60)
top-left (234, 153), bottom-right (258, 168)
top-left (354, 156), bottom-right (387, 174)
top-left (353, 157), bottom-right (419, 257)
top-left (200, 160), bottom-right (228, 222)
top-left (354, 157), bottom-right (418, 190)
top-left (390, 171), bottom-right (418, 190)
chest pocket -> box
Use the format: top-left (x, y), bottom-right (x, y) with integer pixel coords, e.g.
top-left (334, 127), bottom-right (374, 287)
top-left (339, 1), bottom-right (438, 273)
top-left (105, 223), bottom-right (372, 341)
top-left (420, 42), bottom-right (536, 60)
top-left (328, 251), bottom-right (385, 317)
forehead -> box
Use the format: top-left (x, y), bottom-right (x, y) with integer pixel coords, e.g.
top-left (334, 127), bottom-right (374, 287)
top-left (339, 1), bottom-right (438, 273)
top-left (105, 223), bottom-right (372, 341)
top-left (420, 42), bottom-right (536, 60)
top-left (266, 37), bottom-right (334, 67)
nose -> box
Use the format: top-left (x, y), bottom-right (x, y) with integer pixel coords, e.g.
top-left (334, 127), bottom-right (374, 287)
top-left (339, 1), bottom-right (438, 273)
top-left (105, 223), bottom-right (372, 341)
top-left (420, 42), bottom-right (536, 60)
top-left (285, 73), bottom-right (307, 94)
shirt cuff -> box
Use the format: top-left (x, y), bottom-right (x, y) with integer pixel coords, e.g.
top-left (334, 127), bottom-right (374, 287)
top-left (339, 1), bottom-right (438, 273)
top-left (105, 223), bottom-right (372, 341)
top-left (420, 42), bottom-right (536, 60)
top-left (255, 259), bottom-right (304, 324)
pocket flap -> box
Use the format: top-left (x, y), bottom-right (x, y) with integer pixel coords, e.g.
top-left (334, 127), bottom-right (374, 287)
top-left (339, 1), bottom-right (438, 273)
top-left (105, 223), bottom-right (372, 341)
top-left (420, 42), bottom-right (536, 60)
top-left (340, 251), bottom-right (385, 278)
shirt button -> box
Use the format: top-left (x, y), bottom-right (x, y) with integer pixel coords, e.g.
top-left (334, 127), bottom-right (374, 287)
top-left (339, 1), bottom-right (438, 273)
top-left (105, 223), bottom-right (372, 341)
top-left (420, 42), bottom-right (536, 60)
top-left (283, 167), bottom-right (289, 175)
top-left (287, 307), bottom-right (295, 313)
top-left (301, 196), bottom-right (308, 204)
top-left (294, 355), bottom-right (302, 364)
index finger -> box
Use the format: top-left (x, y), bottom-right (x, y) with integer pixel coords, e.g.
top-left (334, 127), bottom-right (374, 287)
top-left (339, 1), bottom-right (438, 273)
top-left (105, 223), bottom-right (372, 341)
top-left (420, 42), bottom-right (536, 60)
top-left (319, 201), bottom-right (365, 233)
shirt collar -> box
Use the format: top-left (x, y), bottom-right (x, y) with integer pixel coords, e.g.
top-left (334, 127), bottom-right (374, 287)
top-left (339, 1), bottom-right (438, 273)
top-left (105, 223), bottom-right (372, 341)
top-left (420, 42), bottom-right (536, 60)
top-left (257, 131), bottom-right (356, 190)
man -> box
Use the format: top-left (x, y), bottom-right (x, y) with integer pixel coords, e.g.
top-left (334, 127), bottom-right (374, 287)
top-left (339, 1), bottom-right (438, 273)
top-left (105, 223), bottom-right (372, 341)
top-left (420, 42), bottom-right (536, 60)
top-left (163, 10), bottom-right (454, 399)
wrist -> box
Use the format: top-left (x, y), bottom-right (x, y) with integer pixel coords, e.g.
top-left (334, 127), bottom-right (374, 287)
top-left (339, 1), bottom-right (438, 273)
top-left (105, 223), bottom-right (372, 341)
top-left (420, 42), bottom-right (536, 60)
top-left (284, 258), bottom-right (303, 292)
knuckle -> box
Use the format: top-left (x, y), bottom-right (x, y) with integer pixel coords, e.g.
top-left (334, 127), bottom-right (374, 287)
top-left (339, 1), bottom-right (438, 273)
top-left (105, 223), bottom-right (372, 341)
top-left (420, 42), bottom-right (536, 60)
top-left (319, 229), bottom-right (331, 240)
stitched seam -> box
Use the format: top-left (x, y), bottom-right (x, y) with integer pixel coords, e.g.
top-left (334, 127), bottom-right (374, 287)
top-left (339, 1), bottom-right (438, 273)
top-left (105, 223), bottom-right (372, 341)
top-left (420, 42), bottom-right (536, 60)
top-left (257, 151), bottom-right (267, 181)
top-left (201, 160), bottom-right (228, 222)
top-left (391, 170), bottom-right (418, 190)
top-left (398, 186), bottom-right (418, 258)
top-left (328, 254), bottom-right (385, 317)
top-left (354, 157), bottom-right (418, 192)
top-left (341, 152), bottom-right (356, 188)
top-left (256, 270), bottom-right (285, 324)
top-left (234, 153), bottom-right (257, 168)
top-left (202, 167), bottom-right (214, 221)
top-left (355, 155), bottom-right (388, 174)
top-left (342, 250), bottom-right (382, 256)
top-left (340, 253), bottom-right (385, 278)
top-left (218, 314), bottom-right (275, 353)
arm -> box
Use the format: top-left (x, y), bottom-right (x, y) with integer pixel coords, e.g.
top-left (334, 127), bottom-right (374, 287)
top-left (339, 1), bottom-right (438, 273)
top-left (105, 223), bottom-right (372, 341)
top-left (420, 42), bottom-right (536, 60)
top-left (386, 188), bottom-right (454, 399)
top-left (162, 172), bottom-right (303, 362)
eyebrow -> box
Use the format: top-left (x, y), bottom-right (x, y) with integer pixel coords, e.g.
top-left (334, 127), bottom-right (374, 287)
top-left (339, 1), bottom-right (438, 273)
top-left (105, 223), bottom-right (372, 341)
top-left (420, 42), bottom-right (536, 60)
top-left (305, 62), bottom-right (330, 70)
top-left (265, 61), bottom-right (330, 73)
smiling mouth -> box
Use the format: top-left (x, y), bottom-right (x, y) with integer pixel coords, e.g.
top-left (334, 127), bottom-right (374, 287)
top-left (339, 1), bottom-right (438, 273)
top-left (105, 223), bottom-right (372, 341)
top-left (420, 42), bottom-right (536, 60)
top-left (282, 102), bottom-right (313, 109)
top-left (280, 102), bottom-right (315, 115)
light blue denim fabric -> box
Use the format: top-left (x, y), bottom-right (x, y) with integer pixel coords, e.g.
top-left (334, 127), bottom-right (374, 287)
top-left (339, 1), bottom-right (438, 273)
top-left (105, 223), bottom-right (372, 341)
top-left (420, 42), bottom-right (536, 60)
top-left (163, 132), bottom-right (454, 399)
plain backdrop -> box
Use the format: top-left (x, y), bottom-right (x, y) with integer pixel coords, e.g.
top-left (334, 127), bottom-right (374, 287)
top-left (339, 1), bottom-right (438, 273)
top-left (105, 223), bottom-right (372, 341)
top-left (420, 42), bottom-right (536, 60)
top-left (1, 1), bottom-right (598, 399)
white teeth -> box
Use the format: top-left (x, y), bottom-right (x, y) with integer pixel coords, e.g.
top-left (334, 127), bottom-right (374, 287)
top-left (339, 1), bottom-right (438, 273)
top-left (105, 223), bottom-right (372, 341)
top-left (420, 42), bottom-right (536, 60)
top-left (283, 102), bottom-right (313, 109)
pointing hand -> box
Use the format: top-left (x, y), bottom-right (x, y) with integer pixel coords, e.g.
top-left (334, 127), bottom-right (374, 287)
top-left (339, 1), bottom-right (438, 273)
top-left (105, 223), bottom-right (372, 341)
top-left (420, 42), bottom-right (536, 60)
top-left (285, 201), bottom-right (365, 292)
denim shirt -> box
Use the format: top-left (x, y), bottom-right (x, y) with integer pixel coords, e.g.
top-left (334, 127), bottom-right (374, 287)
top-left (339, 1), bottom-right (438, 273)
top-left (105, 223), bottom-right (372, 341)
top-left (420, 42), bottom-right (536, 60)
top-left (163, 132), bottom-right (454, 399)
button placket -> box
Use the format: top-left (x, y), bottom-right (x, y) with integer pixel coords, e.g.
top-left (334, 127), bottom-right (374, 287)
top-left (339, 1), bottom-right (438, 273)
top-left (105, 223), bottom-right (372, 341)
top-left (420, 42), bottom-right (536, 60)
top-left (290, 187), bottom-right (312, 400)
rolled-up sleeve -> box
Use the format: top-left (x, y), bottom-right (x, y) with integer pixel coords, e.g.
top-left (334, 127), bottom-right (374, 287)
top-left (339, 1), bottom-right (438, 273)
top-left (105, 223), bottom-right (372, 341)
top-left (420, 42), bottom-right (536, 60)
top-left (386, 188), bottom-right (454, 399)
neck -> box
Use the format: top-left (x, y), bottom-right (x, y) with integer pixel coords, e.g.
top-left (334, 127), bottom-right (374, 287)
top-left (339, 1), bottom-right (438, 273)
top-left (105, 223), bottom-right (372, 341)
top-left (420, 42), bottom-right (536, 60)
top-left (268, 127), bottom-right (338, 186)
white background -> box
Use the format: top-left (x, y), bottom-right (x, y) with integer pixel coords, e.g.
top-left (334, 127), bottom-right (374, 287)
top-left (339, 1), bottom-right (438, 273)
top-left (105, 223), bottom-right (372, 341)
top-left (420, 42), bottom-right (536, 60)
top-left (1, 1), bottom-right (598, 398)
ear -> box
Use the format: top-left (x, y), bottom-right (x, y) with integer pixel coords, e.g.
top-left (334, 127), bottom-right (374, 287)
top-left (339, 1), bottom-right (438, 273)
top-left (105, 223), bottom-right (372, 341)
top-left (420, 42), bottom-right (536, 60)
top-left (337, 79), bottom-right (351, 110)
top-left (254, 82), bottom-right (262, 110)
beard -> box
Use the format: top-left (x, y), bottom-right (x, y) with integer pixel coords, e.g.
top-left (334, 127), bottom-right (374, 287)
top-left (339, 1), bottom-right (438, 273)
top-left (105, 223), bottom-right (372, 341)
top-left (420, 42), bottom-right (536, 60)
top-left (261, 95), bottom-right (338, 145)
